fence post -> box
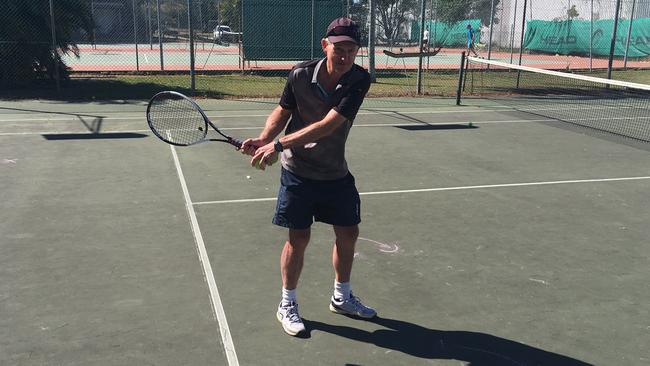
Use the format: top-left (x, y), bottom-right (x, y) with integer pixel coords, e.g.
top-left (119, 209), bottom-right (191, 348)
top-left (188, 0), bottom-right (195, 91)
top-left (133, 0), bottom-right (140, 71)
top-left (156, 0), bottom-right (164, 70)
top-left (516, 0), bottom-right (528, 88)
top-left (623, 0), bottom-right (637, 69)
top-left (509, 0), bottom-right (517, 63)
top-left (589, 0), bottom-right (593, 71)
top-left (48, 0), bottom-right (61, 95)
top-left (607, 0), bottom-right (622, 80)
top-left (487, 0), bottom-right (495, 61)
top-left (416, 0), bottom-right (426, 95)
top-left (368, 0), bottom-right (376, 83)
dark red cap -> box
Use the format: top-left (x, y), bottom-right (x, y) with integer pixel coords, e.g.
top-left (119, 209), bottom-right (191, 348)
top-left (326, 17), bottom-right (361, 46)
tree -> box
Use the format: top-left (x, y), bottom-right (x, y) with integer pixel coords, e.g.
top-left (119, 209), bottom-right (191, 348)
top-left (218, 0), bottom-right (242, 31)
top-left (0, 0), bottom-right (93, 87)
top-left (376, 0), bottom-right (418, 45)
top-left (436, 0), bottom-right (471, 24)
top-left (436, 0), bottom-right (500, 27)
top-left (567, 4), bottom-right (579, 19)
top-left (349, 1), bottom-right (370, 44)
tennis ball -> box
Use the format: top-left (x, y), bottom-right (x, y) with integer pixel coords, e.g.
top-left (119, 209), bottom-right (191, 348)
top-left (254, 154), bottom-right (279, 170)
top-left (254, 159), bottom-right (263, 170)
top-left (268, 153), bottom-right (279, 166)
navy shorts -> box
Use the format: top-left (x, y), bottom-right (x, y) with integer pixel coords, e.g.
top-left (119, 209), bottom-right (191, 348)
top-left (273, 168), bottom-right (361, 229)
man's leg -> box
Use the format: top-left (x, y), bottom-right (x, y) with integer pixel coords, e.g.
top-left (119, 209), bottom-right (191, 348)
top-left (277, 228), bottom-right (310, 336)
top-left (332, 225), bottom-right (358, 283)
top-left (281, 228), bottom-right (311, 290)
top-left (329, 225), bottom-right (376, 318)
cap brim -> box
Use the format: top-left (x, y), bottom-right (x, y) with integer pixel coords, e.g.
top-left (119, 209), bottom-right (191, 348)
top-left (328, 35), bottom-right (360, 46)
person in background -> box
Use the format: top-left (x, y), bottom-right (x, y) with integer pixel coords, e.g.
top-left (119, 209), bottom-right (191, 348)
top-left (422, 28), bottom-right (430, 52)
top-left (466, 24), bottom-right (480, 57)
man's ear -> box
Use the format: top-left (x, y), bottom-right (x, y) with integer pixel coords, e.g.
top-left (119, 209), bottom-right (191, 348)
top-left (321, 38), bottom-right (329, 52)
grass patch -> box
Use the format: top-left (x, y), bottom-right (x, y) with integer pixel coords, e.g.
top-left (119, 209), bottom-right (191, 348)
top-left (1, 68), bottom-right (647, 101)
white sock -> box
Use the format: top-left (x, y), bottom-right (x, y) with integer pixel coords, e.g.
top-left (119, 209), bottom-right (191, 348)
top-left (333, 281), bottom-right (351, 301)
top-left (281, 287), bottom-right (296, 306)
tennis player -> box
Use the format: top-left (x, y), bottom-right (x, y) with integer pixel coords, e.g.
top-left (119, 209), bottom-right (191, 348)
top-left (422, 28), bottom-right (430, 52)
top-left (466, 24), bottom-right (480, 57)
top-left (240, 17), bottom-right (375, 336)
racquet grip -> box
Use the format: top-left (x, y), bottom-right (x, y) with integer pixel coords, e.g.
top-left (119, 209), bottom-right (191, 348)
top-left (229, 138), bottom-right (243, 148)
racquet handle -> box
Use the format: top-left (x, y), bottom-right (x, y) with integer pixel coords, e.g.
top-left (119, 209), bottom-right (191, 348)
top-left (229, 138), bottom-right (243, 148)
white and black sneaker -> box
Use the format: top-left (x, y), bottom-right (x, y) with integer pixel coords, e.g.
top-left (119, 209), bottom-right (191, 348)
top-left (276, 301), bottom-right (306, 336)
top-left (329, 293), bottom-right (377, 319)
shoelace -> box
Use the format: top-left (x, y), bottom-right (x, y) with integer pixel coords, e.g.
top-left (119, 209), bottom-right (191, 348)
top-left (347, 295), bottom-right (367, 310)
top-left (283, 304), bottom-right (302, 323)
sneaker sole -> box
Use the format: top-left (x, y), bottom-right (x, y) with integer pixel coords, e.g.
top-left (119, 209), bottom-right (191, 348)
top-left (276, 311), bottom-right (304, 336)
top-left (329, 303), bottom-right (377, 319)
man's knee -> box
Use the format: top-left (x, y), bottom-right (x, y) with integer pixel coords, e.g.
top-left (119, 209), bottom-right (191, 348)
top-left (334, 225), bottom-right (359, 244)
top-left (288, 228), bottom-right (311, 249)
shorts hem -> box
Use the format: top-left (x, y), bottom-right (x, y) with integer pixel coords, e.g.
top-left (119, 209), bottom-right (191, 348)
top-left (272, 218), bottom-right (312, 230)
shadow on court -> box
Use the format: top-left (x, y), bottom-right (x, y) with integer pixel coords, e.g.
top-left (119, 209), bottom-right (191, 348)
top-left (396, 124), bottom-right (477, 131)
top-left (41, 132), bottom-right (148, 140)
top-left (303, 317), bottom-right (593, 366)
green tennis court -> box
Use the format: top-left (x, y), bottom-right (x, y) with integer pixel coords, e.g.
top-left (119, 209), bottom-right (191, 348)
top-left (1, 95), bottom-right (649, 365)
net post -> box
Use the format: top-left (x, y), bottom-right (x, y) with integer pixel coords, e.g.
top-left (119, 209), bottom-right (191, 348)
top-left (456, 52), bottom-right (466, 106)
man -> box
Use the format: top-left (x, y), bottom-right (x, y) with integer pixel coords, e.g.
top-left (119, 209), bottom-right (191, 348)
top-left (240, 17), bottom-right (376, 337)
top-left (466, 24), bottom-right (479, 57)
top-left (422, 28), bottom-right (430, 52)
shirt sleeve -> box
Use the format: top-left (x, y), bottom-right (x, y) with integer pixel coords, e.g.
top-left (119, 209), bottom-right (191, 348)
top-left (334, 72), bottom-right (371, 121)
top-left (279, 69), bottom-right (297, 110)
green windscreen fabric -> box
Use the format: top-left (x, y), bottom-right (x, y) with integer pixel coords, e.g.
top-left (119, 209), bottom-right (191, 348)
top-left (242, 0), bottom-right (344, 61)
top-left (411, 19), bottom-right (481, 46)
top-left (524, 19), bottom-right (650, 57)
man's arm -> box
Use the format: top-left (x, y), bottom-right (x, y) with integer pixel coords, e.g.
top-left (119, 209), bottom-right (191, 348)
top-left (240, 105), bottom-right (292, 155)
top-left (259, 106), bottom-right (292, 144)
top-left (250, 108), bottom-right (348, 170)
top-left (278, 109), bottom-right (347, 150)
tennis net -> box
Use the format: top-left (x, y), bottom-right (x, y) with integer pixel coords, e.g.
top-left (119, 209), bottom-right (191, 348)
top-left (458, 56), bottom-right (650, 143)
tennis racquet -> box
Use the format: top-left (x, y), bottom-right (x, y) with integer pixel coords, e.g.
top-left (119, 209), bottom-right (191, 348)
top-left (146, 90), bottom-right (243, 148)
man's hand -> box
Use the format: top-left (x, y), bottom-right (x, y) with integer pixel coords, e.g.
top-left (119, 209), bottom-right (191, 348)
top-left (240, 138), bottom-right (266, 156)
top-left (250, 141), bottom-right (278, 170)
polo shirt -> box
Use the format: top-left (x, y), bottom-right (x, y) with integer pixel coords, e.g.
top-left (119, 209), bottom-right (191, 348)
top-left (278, 58), bottom-right (371, 180)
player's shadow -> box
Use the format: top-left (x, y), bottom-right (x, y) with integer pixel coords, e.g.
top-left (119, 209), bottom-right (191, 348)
top-left (303, 317), bottom-right (593, 366)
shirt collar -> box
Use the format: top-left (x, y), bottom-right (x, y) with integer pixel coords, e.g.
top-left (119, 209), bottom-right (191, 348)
top-left (311, 58), bottom-right (325, 84)
top-left (311, 58), bottom-right (351, 91)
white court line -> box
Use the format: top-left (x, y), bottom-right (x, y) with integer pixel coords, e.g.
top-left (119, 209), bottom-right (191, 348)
top-left (192, 176), bottom-right (650, 205)
top-left (169, 144), bottom-right (239, 366)
top-left (0, 102), bottom-right (635, 123)
top-left (0, 118), bottom-right (565, 136)
top-left (0, 107), bottom-right (503, 122)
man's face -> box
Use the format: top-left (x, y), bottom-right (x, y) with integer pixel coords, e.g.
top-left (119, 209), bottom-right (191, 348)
top-left (323, 40), bottom-right (359, 74)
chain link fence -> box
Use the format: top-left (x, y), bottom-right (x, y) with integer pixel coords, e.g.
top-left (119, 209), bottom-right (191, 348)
top-left (1, 0), bottom-right (648, 99)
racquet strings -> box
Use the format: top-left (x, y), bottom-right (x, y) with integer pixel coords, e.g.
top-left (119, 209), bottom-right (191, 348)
top-left (149, 94), bottom-right (207, 145)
